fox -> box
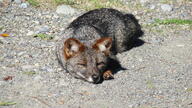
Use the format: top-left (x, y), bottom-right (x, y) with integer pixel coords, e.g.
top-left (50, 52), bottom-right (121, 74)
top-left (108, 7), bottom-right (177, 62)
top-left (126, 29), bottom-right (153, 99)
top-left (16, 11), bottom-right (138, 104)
top-left (56, 8), bottom-right (143, 84)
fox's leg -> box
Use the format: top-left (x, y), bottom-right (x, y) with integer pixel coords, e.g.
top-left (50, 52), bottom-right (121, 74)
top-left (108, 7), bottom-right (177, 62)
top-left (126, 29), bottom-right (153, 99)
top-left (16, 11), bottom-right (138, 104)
top-left (103, 70), bottom-right (114, 80)
top-left (106, 21), bottom-right (130, 53)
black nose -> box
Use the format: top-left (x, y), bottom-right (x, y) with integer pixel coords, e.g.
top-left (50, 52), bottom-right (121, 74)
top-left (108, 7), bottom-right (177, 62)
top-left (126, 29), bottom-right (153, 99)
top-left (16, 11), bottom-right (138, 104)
top-left (92, 74), bottom-right (100, 83)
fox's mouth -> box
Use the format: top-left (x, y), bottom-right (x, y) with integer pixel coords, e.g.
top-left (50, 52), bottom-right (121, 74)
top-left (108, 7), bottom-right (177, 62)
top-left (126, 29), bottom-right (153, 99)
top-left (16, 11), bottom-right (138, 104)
top-left (76, 72), bottom-right (101, 84)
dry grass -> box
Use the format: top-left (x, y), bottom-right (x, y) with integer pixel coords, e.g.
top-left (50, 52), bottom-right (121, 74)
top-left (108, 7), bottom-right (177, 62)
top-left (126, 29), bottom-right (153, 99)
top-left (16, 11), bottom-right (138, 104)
top-left (27, 0), bottom-right (129, 10)
top-left (28, 0), bottom-right (56, 8)
top-left (27, 0), bottom-right (192, 12)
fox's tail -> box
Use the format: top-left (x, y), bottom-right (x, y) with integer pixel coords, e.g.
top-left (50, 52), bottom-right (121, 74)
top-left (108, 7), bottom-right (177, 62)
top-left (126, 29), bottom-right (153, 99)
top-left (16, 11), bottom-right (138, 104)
top-left (123, 14), bottom-right (143, 38)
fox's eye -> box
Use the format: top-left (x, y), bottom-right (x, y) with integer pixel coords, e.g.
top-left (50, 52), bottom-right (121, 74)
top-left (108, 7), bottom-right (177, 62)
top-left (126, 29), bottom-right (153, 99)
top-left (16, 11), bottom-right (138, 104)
top-left (97, 62), bottom-right (105, 66)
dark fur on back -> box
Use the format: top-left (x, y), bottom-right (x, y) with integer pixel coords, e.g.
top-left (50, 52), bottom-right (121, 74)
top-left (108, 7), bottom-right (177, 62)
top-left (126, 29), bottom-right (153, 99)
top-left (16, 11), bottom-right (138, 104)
top-left (68, 8), bottom-right (143, 54)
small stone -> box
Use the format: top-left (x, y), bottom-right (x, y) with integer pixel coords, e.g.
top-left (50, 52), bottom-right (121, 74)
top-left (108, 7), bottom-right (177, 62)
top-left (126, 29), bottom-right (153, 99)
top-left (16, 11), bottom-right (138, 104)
top-left (161, 4), bottom-right (173, 12)
top-left (56, 5), bottom-right (76, 15)
top-left (176, 44), bottom-right (185, 47)
top-left (34, 75), bottom-right (42, 81)
top-left (151, 37), bottom-right (164, 44)
top-left (138, 58), bottom-right (143, 62)
top-left (45, 15), bottom-right (52, 19)
top-left (17, 51), bottom-right (26, 56)
top-left (14, 0), bottom-right (22, 4)
top-left (35, 25), bottom-right (50, 34)
top-left (147, 19), bottom-right (155, 24)
top-left (21, 65), bottom-right (36, 70)
top-left (59, 79), bottom-right (69, 86)
top-left (53, 36), bottom-right (60, 41)
top-left (53, 14), bottom-right (59, 19)
top-left (41, 66), bottom-right (54, 72)
top-left (0, 2), bottom-right (3, 7)
top-left (41, 44), bottom-right (47, 48)
top-left (0, 81), bottom-right (6, 86)
top-left (27, 31), bottom-right (34, 36)
top-left (33, 20), bottom-right (40, 25)
top-left (0, 40), bottom-right (3, 44)
top-left (128, 104), bottom-right (134, 108)
top-left (20, 3), bottom-right (29, 8)
top-left (150, 5), bottom-right (156, 10)
top-left (140, 0), bottom-right (149, 5)
top-left (34, 63), bottom-right (39, 66)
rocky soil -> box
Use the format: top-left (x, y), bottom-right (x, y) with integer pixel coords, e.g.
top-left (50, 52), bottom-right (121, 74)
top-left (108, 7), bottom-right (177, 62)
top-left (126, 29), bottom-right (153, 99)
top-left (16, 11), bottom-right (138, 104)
top-left (0, 0), bottom-right (192, 108)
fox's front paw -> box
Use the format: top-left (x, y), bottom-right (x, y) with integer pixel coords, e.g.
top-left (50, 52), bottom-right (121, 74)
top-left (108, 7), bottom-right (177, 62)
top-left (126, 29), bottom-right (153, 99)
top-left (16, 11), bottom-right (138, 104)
top-left (103, 70), bottom-right (114, 80)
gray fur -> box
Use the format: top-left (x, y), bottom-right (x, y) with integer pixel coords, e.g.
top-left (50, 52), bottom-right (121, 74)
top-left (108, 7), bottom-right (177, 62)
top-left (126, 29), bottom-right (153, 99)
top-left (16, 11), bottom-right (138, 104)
top-left (56, 8), bottom-right (142, 83)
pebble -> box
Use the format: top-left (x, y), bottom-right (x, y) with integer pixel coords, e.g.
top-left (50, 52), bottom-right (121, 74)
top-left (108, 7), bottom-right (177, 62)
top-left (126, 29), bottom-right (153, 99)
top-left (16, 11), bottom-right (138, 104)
top-left (34, 75), bottom-right (43, 81)
top-left (146, 19), bottom-right (155, 24)
top-left (17, 51), bottom-right (26, 56)
top-left (20, 2), bottom-right (29, 8)
top-left (14, 0), bottom-right (22, 4)
top-left (34, 25), bottom-right (50, 34)
top-left (27, 31), bottom-right (34, 36)
top-left (56, 5), bottom-right (76, 15)
top-left (32, 20), bottom-right (40, 25)
top-left (41, 66), bottom-right (54, 72)
top-left (0, 40), bottom-right (3, 44)
top-left (150, 37), bottom-right (164, 44)
top-left (53, 14), bottom-right (59, 19)
top-left (161, 4), bottom-right (173, 12)
top-left (140, 0), bottom-right (148, 3)
top-left (0, 81), bottom-right (6, 86)
top-left (59, 79), bottom-right (69, 86)
top-left (0, 37), bottom-right (5, 44)
top-left (53, 36), bottom-right (60, 41)
top-left (150, 5), bottom-right (156, 10)
top-left (0, 1), bottom-right (3, 7)
top-left (140, 0), bottom-right (149, 5)
top-left (21, 65), bottom-right (36, 70)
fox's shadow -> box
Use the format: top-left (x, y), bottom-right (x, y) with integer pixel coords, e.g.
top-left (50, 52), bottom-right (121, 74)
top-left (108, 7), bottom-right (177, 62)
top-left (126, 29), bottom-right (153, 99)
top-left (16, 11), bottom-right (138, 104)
top-left (98, 40), bottom-right (145, 84)
top-left (98, 14), bottom-right (145, 84)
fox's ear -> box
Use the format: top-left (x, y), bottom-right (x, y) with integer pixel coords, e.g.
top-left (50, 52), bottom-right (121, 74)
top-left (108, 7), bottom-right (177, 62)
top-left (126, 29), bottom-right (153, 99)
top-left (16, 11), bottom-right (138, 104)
top-left (64, 38), bottom-right (85, 60)
top-left (92, 37), bottom-right (112, 55)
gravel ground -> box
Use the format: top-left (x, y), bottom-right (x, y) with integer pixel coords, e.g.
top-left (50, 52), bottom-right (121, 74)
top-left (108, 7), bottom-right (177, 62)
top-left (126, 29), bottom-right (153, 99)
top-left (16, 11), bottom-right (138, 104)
top-left (0, 0), bottom-right (192, 108)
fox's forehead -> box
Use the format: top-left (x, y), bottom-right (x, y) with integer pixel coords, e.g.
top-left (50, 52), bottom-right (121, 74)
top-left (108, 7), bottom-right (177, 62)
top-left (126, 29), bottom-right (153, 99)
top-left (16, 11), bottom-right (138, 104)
top-left (82, 48), bottom-right (106, 62)
top-left (78, 48), bottom-right (101, 61)
top-left (80, 39), bottom-right (97, 46)
top-left (83, 48), bottom-right (98, 59)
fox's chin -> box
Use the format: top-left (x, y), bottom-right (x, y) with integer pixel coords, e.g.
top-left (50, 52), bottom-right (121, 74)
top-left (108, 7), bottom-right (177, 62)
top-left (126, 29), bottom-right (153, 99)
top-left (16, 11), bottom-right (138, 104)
top-left (74, 73), bottom-right (100, 84)
top-left (86, 77), bottom-right (100, 84)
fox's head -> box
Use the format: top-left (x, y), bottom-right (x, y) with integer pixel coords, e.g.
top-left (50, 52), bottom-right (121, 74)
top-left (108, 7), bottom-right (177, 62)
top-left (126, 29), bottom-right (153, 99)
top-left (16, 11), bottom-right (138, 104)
top-left (63, 37), bottom-right (112, 83)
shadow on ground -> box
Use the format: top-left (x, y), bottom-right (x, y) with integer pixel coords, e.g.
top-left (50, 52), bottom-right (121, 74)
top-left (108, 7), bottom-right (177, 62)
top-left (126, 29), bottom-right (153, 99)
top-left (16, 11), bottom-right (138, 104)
top-left (98, 14), bottom-right (145, 84)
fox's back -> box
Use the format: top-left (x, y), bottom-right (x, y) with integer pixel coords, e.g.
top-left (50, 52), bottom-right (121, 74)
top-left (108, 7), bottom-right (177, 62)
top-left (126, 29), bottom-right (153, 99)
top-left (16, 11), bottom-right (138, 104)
top-left (69, 8), bottom-right (124, 35)
top-left (68, 8), bottom-right (124, 29)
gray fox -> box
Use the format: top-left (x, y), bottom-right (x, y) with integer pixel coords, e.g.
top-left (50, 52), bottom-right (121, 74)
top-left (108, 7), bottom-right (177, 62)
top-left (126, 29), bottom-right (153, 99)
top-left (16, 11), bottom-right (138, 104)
top-left (57, 8), bottom-right (143, 83)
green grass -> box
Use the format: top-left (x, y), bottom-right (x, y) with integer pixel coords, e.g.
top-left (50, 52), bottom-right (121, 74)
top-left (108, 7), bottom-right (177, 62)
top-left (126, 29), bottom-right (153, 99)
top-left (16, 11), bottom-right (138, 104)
top-left (160, 0), bottom-right (171, 4)
top-left (28, 0), bottom-right (40, 7)
top-left (154, 19), bottom-right (192, 25)
top-left (23, 71), bottom-right (37, 75)
top-left (146, 80), bottom-right (155, 89)
top-left (54, 0), bottom-right (75, 5)
top-left (0, 102), bottom-right (16, 106)
top-left (186, 88), bottom-right (192, 92)
top-left (34, 33), bottom-right (54, 40)
top-left (0, 26), bottom-right (3, 31)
